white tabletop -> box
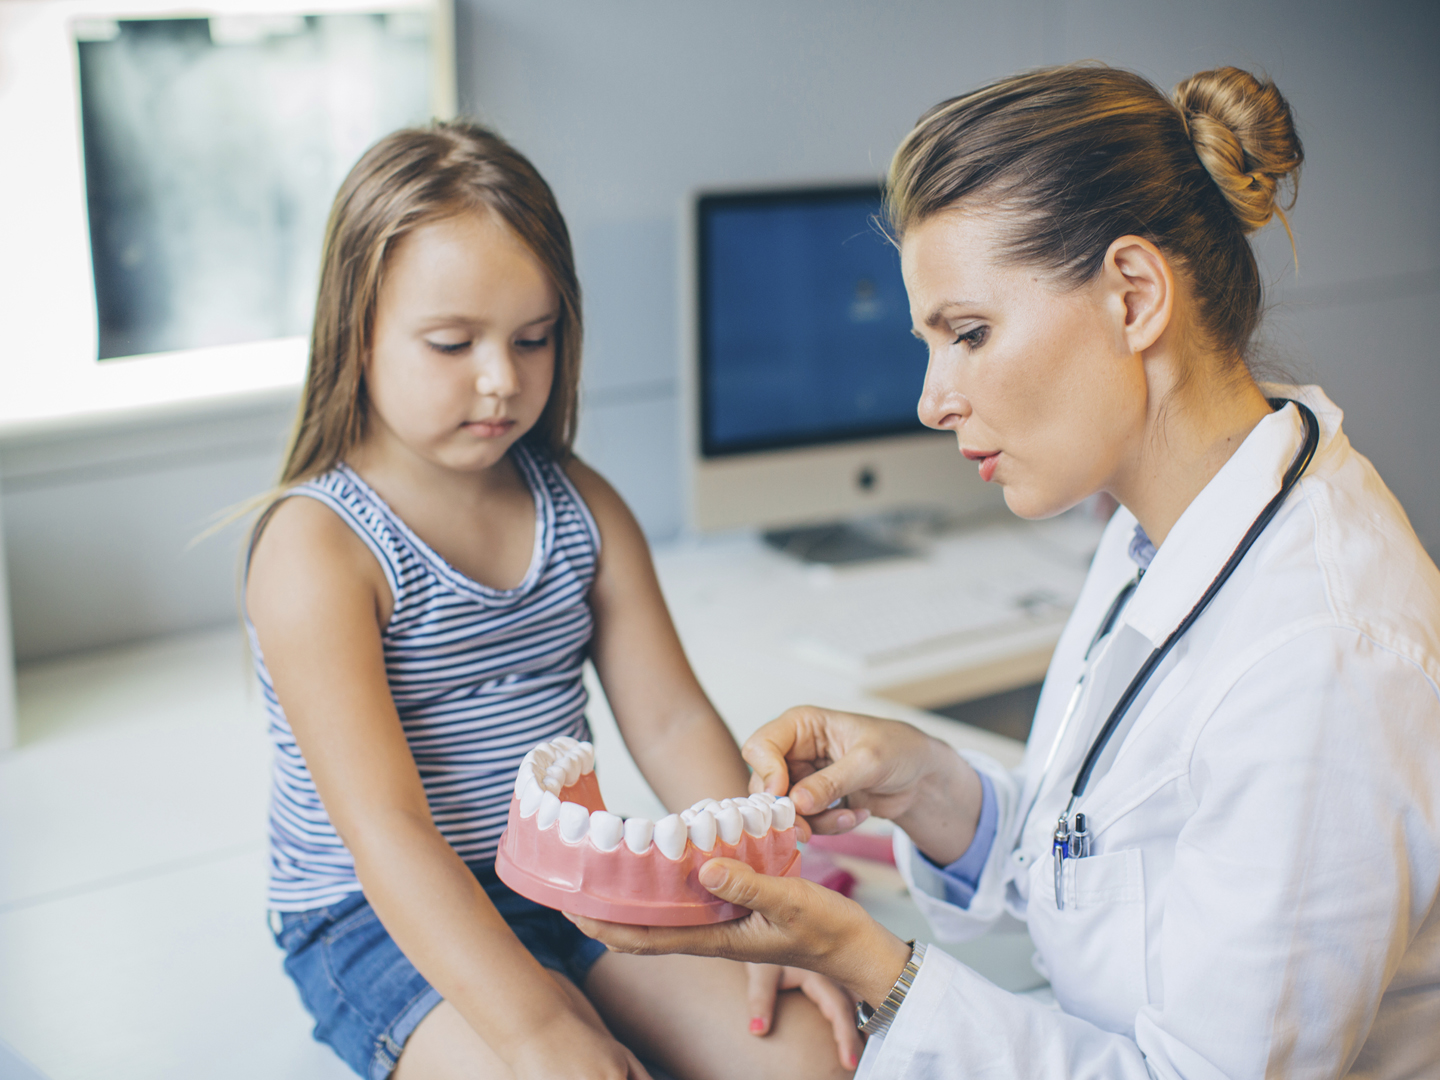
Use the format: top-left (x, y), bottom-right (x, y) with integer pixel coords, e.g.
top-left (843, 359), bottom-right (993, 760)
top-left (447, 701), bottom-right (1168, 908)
top-left (584, 511), bottom-right (1105, 996)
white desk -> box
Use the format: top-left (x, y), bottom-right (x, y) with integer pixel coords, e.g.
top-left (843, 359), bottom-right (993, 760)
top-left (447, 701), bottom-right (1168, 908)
top-left (667, 512), bottom-right (1098, 725)
top-left (585, 510), bottom-right (1105, 814)
top-left (0, 514), bottom-right (1099, 1076)
top-left (584, 511), bottom-right (1105, 993)
top-left (0, 381), bottom-right (303, 752)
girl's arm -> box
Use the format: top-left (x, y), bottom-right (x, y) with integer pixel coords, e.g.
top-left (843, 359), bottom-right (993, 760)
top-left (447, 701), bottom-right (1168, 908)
top-left (247, 496), bottom-right (641, 1079)
top-left (565, 460), bottom-right (749, 805)
top-left (565, 461), bottom-right (864, 1066)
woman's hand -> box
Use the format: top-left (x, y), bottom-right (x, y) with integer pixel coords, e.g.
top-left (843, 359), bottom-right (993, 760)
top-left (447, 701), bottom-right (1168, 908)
top-left (569, 857), bottom-right (913, 1010)
top-left (745, 962), bottom-right (864, 1070)
top-left (744, 706), bottom-right (984, 864)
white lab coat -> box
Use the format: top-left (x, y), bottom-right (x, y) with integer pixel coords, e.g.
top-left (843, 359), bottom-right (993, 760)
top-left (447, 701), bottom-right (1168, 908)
top-left (863, 387), bottom-right (1440, 1079)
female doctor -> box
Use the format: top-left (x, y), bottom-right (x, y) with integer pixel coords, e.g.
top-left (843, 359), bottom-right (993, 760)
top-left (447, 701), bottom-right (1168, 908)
top-left (572, 64), bottom-right (1440, 1077)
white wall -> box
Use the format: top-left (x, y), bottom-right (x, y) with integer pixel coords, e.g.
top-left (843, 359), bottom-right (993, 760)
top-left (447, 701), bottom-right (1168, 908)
top-left (4, 0), bottom-right (1437, 659)
top-left (1, 402), bottom-right (295, 660)
top-left (458, 0), bottom-right (1440, 549)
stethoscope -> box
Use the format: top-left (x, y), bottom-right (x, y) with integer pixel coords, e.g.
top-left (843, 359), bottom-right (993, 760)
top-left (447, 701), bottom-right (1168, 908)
top-left (1021, 398), bottom-right (1320, 910)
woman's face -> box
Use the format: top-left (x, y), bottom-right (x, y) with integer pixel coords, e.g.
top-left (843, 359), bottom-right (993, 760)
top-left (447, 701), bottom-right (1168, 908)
top-left (364, 210), bottom-right (558, 475)
top-left (902, 209), bottom-right (1147, 520)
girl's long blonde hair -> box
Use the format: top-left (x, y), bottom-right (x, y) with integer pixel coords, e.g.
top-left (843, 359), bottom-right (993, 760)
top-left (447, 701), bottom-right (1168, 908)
top-left (281, 120), bottom-right (583, 487)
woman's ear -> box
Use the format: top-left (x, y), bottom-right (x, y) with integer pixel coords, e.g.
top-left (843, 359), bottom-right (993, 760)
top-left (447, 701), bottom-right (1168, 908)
top-left (1101, 235), bottom-right (1173, 355)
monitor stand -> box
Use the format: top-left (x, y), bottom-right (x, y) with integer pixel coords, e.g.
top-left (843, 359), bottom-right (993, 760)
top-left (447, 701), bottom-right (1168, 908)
top-left (762, 523), bottom-right (915, 565)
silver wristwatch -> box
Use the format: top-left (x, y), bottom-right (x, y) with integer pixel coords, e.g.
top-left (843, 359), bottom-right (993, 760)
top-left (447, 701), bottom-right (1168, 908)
top-left (855, 941), bottom-right (926, 1038)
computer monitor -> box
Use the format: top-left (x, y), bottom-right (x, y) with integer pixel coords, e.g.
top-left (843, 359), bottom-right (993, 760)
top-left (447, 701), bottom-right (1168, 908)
top-left (681, 184), bottom-right (1000, 556)
top-left (0, 0), bottom-right (454, 430)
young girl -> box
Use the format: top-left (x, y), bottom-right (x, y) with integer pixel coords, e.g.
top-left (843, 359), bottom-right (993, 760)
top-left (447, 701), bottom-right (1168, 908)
top-left (246, 122), bottom-right (859, 1080)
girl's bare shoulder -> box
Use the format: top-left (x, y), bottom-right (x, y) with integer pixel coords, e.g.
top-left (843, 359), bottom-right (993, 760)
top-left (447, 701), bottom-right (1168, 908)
top-left (247, 493), bottom-right (390, 626)
top-left (562, 456), bottom-right (644, 543)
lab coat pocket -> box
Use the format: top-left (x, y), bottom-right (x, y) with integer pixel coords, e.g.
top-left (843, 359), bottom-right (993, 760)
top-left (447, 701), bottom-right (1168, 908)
top-left (1026, 847), bottom-right (1148, 1037)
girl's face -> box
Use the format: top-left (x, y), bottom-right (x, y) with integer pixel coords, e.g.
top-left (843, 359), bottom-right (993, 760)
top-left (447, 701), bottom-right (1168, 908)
top-left (902, 209), bottom-right (1147, 520)
top-left (364, 210), bottom-right (558, 475)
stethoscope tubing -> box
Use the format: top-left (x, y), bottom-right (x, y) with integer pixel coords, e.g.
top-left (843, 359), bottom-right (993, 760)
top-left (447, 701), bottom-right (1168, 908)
top-left (1006, 400), bottom-right (1321, 861)
top-left (1059, 398), bottom-right (1321, 819)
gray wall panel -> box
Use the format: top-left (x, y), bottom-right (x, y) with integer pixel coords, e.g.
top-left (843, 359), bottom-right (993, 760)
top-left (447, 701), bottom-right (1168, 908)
top-left (4, 449), bottom-right (277, 661)
top-left (5, 0), bottom-right (1436, 659)
top-left (574, 392), bottom-right (683, 543)
top-left (576, 217), bottom-right (678, 396)
top-left (1268, 286), bottom-right (1440, 554)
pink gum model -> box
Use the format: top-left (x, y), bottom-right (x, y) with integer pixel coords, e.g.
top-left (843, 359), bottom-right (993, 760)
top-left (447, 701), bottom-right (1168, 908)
top-left (496, 774), bottom-right (801, 926)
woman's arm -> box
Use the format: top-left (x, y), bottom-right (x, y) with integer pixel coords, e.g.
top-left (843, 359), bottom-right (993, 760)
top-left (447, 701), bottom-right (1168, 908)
top-left (247, 497), bottom-right (641, 1079)
top-left (582, 627), bottom-right (1440, 1078)
top-left (570, 857), bottom-right (914, 1007)
top-left (573, 706), bottom-right (995, 1003)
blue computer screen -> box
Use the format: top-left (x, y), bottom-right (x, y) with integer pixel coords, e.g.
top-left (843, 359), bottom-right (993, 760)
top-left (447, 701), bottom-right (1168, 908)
top-left (699, 188), bottom-right (929, 457)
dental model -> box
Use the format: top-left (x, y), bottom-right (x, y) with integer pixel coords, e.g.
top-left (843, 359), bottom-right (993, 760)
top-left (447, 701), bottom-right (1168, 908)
top-left (495, 736), bottom-right (801, 925)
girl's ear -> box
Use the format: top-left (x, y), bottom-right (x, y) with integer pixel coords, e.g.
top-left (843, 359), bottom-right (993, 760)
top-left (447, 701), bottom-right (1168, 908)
top-left (1100, 235), bottom-right (1173, 356)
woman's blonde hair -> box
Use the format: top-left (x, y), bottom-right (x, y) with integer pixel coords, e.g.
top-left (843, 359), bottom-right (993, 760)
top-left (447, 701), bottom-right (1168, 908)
top-left (886, 64), bottom-right (1303, 362)
top-left (280, 120), bottom-right (582, 486)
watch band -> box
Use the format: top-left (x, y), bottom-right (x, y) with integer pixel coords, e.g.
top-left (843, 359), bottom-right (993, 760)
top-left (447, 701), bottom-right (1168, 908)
top-left (855, 940), bottom-right (926, 1038)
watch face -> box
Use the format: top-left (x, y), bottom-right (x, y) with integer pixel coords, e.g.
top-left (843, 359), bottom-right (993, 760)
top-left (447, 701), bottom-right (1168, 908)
top-left (855, 1001), bottom-right (874, 1032)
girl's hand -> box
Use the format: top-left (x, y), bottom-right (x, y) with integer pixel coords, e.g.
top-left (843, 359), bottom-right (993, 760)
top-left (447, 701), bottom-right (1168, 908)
top-left (744, 705), bottom-right (984, 864)
top-left (745, 962), bottom-right (864, 1071)
top-left (569, 857), bottom-right (913, 1011)
top-left (510, 1009), bottom-right (652, 1080)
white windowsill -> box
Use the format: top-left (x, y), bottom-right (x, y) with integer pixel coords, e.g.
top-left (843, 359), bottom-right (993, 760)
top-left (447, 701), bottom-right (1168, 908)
top-left (0, 339), bottom-right (307, 446)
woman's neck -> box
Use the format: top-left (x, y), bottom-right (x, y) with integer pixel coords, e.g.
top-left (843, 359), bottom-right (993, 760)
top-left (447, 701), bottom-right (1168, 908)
top-left (1111, 364), bottom-right (1274, 549)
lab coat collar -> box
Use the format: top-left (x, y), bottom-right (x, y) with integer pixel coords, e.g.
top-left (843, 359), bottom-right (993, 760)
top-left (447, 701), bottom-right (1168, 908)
top-left (1119, 385), bottom-right (1343, 647)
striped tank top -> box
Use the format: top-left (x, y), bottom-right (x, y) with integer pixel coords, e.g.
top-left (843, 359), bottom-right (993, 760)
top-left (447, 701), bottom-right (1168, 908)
top-left (247, 443), bottom-right (600, 911)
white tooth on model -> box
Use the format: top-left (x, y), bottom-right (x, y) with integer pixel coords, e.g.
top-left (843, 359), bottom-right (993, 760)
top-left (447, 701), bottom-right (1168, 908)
top-left (690, 798), bottom-right (720, 813)
top-left (560, 754), bottom-right (582, 787)
top-left (518, 765), bottom-right (545, 799)
top-left (654, 814), bottom-right (688, 860)
top-left (688, 809), bottom-right (718, 852)
top-left (624, 817), bottom-right (654, 855)
top-left (771, 797), bottom-right (796, 831)
top-left (680, 808), bottom-right (698, 824)
top-left (551, 735), bottom-right (580, 753)
top-left (531, 746), bottom-right (555, 769)
top-left (751, 792), bottom-right (777, 805)
top-left (739, 804), bottom-right (768, 838)
top-left (714, 804), bottom-right (743, 845)
top-left (558, 801), bottom-right (590, 843)
top-left (718, 798), bottom-right (739, 809)
top-left (745, 799), bottom-right (773, 833)
top-left (589, 811), bottom-right (624, 852)
top-left (545, 764), bottom-right (569, 790)
top-left (519, 779), bottom-right (546, 818)
top-left (537, 791), bottom-right (563, 829)
top-left (577, 742), bottom-right (595, 773)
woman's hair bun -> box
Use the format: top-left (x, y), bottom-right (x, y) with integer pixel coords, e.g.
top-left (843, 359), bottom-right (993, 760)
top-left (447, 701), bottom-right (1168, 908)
top-left (1172, 66), bottom-right (1303, 235)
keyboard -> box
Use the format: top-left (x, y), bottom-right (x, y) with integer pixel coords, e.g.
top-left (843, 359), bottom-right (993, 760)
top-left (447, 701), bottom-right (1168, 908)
top-left (791, 581), bottom-right (1067, 669)
top-left (786, 520), bottom-right (1092, 670)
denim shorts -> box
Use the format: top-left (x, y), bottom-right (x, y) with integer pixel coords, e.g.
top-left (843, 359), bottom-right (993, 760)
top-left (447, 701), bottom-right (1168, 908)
top-left (271, 861), bottom-right (608, 1080)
